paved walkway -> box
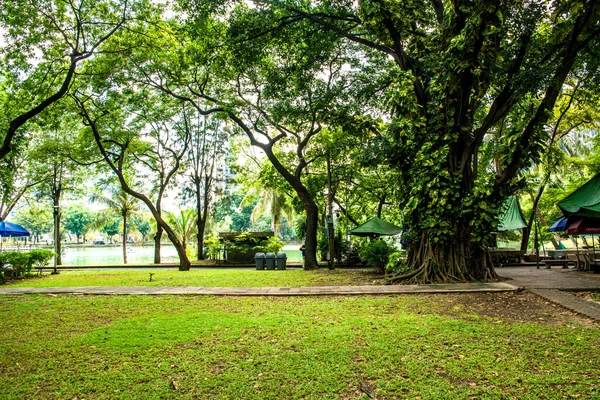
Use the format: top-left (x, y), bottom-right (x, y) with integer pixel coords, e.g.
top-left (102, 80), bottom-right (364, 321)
top-left (0, 282), bottom-right (517, 296)
top-left (497, 267), bottom-right (600, 321)
top-left (496, 267), bottom-right (600, 289)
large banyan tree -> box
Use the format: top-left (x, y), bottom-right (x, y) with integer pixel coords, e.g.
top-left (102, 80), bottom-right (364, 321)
top-left (240, 0), bottom-right (600, 282)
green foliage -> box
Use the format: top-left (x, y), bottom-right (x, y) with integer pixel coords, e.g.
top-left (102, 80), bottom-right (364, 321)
top-left (358, 240), bottom-right (393, 273)
top-left (132, 215), bottom-right (152, 242)
top-left (204, 235), bottom-right (222, 260)
top-left (258, 236), bottom-right (284, 254)
top-left (317, 234), bottom-right (329, 260)
top-left (385, 251), bottom-right (407, 272)
top-left (0, 249), bottom-right (54, 277)
top-left (164, 209), bottom-right (197, 248)
top-left (26, 249), bottom-right (54, 269)
top-left (294, 217), bottom-right (306, 240)
top-left (12, 204), bottom-right (53, 241)
top-left (63, 205), bottom-right (95, 242)
top-left (214, 191), bottom-right (254, 232)
top-left (101, 218), bottom-right (121, 241)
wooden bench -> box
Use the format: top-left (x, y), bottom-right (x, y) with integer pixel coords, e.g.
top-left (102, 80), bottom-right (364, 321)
top-left (543, 259), bottom-right (572, 269)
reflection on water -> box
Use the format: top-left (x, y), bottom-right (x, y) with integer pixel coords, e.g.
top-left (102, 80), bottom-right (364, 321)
top-left (281, 244), bottom-right (302, 262)
top-left (61, 243), bottom-right (303, 266)
top-left (62, 245), bottom-right (179, 266)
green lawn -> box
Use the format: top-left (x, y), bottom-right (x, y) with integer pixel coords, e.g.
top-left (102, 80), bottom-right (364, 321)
top-left (5, 269), bottom-right (379, 288)
top-left (1, 292), bottom-right (598, 399)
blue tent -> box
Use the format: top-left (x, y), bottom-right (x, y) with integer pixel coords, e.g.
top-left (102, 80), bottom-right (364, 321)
top-left (548, 216), bottom-right (569, 232)
top-left (0, 221), bottom-right (31, 237)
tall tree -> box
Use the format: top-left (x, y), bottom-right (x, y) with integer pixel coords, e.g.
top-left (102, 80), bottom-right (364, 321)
top-left (182, 110), bottom-right (228, 260)
top-left (73, 94), bottom-right (194, 270)
top-left (63, 204), bottom-right (95, 243)
top-left (0, 0), bottom-right (141, 160)
top-left (90, 190), bottom-right (140, 264)
top-left (131, 94), bottom-right (191, 264)
top-left (134, 11), bottom-right (355, 269)
top-left (247, 0), bottom-right (600, 282)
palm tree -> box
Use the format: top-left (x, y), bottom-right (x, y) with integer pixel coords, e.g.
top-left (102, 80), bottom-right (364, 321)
top-left (89, 190), bottom-right (141, 264)
top-left (243, 189), bottom-right (293, 235)
top-left (164, 209), bottom-right (197, 256)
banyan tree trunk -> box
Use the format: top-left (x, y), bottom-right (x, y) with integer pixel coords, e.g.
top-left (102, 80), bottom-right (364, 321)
top-left (389, 230), bottom-right (498, 284)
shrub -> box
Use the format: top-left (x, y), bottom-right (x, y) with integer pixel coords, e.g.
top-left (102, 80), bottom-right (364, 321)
top-left (205, 235), bottom-right (223, 260)
top-left (27, 249), bottom-right (54, 269)
top-left (259, 236), bottom-right (284, 254)
top-left (358, 240), bottom-right (393, 273)
top-left (0, 250), bottom-right (54, 280)
top-left (5, 252), bottom-right (31, 276)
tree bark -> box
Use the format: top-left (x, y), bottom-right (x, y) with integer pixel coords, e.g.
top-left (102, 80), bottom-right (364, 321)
top-left (78, 102), bottom-right (192, 271)
top-left (154, 225), bottom-right (162, 264)
top-left (521, 187), bottom-right (545, 252)
top-left (304, 198), bottom-right (319, 270)
top-left (327, 154), bottom-right (335, 269)
top-left (389, 229), bottom-right (497, 284)
top-left (123, 213), bottom-right (128, 264)
top-left (53, 194), bottom-right (62, 266)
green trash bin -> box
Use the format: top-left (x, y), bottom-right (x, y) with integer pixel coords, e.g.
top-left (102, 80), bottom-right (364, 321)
top-left (276, 252), bottom-right (287, 270)
top-left (265, 253), bottom-right (276, 270)
top-left (254, 253), bottom-right (266, 270)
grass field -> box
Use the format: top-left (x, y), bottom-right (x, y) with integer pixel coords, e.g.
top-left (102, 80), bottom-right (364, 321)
top-left (1, 292), bottom-right (598, 399)
top-left (5, 269), bottom-right (380, 288)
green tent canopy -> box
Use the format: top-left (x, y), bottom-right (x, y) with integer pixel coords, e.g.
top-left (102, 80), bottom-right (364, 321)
top-left (349, 216), bottom-right (403, 237)
top-left (497, 196), bottom-right (527, 231)
top-left (557, 173), bottom-right (600, 218)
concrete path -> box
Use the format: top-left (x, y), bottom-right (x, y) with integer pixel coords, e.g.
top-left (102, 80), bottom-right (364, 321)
top-left (497, 267), bottom-right (600, 321)
top-left (496, 267), bottom-right (600, 290)
top-left (0, 282), bottom-right (518, 296)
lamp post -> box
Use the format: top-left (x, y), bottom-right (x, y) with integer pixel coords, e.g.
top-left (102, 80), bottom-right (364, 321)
top-left (52, 205), bottom-right (60, 275)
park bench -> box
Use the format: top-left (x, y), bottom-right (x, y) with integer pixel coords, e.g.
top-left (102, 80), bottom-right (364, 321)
top-left (543, 259), bottom-right (574, 269)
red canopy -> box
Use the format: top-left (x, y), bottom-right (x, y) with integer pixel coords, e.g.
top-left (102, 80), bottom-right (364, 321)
top-left (565, 218), bottom-right (600, 235)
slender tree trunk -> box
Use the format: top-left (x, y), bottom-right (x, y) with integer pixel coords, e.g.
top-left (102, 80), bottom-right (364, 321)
top-left (197, 220), bottom-right (206, 260)
top-left (54, 194), bottom-right (62, 266)
top-left (326, 155), bottom-right (334, 269)
top-left (154, 225), bottom-right (162, 264)
top-left (123, 213), bottom-right (128, 264)
top-left (197, 191), bottom-right (209, 260)
top-left (521, 182), bottom-right (547, 252)
top-left (376, 194), bottom-right (387, 219)
top-left (194, 177), bottom-right (206, 260)
top-left (522, 187), bottom-right (559, 251)
top-left (536, 207), bottom-right (559, 249)
top-left (304, 200), bottom-right (319, 270)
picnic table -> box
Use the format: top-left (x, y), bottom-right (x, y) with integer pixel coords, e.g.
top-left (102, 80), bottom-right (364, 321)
top-left (543, 249), bottom-right (600, 270)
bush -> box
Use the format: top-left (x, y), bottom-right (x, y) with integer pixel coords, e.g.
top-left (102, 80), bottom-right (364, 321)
top-left (385, 251), bottom-right (405, 271)
top-left (27, 249), bottom-right (54, 269)
top-left (0, 250), bottom-right (55, 279)
top-left (5, 252), bottom-right (31, 276)
top-left (258, 236), bottom-right (284, 254)
top-left (205, 235), bottom-right (223, 260)
top-left (358, 240), bottom-right (393, 273)
top-left (317, 234), bottom-right (329, 261)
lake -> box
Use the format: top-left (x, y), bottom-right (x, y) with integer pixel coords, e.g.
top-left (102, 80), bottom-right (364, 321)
top-left (61, 244), bottom-right (303, 266)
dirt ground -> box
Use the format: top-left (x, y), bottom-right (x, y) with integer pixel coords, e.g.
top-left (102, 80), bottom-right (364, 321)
top-left (413, 291), bottom-right (598, 327)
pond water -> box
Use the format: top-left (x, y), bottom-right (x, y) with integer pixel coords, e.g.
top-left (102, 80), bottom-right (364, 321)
top-left (61, 245), bottom-right (179, 266)
top-left (61, 243), bottom-right (303, 266)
